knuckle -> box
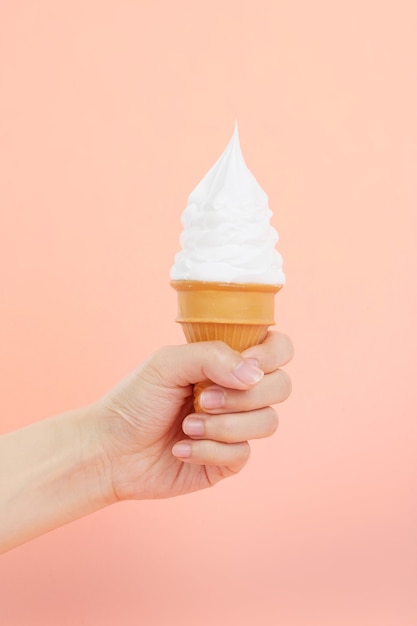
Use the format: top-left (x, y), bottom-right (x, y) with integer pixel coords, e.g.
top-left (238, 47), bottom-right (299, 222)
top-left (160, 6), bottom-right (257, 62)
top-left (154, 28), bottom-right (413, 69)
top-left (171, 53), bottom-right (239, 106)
top-left (278, 370), bottom-right (292, 401)
top-left (239, 441), bottom-right (251, 463)
top-left (149, 345), bottom-right (172, 367)
top-left (205, 439), bottom-right (219, 461)
top-left (209, 415), bottom-right (234, 443)
top-left (205, 340), bottom-right (230, 360)
top-left (141, 346), bottom-right (172, 382)
top-left (280, 333), bottom-right (295, 363)
top-left (265, 407), bottom-right (279, 435)
top-left (202, 341), bottom-right (236, 378)
top-left (152, 345), bottom-right (168, 358)
top-left (225, 416), bottom-right (241, 443)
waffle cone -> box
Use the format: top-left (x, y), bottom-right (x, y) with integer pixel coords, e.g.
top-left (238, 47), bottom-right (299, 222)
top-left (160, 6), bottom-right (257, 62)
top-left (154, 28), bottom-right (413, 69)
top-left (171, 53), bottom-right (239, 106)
top-left (171, 279), bottom-right (282, 350)
top-left (171, 280), bottom-right (282, 409)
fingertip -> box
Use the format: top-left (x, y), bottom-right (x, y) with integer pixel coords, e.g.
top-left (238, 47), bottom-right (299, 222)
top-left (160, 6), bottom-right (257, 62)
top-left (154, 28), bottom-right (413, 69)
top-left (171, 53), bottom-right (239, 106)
top-left (172, 442), bottom-right (192, 459)
top-left (241, 331), bottom-right (294, 372)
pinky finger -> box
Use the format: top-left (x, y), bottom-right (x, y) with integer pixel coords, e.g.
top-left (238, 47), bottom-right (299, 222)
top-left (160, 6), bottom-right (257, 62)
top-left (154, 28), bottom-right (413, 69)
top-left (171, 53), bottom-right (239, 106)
top-left (172, 439), bottom-right (250, 474)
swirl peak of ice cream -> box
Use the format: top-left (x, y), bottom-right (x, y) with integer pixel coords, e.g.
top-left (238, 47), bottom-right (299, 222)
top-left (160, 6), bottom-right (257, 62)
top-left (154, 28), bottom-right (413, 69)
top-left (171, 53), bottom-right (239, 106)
top-left (170, 125), bottom-right (285, 285)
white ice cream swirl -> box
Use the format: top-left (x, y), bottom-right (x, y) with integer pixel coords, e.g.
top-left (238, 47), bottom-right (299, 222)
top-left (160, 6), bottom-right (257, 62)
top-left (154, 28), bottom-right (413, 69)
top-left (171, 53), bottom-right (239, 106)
top-left (170, 125), bottom-right (285, 285)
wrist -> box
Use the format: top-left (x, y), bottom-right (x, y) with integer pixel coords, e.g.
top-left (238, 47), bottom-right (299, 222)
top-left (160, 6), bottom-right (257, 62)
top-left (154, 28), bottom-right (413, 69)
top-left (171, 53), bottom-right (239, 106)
top-left (75, 403), bottom-right (119, 509)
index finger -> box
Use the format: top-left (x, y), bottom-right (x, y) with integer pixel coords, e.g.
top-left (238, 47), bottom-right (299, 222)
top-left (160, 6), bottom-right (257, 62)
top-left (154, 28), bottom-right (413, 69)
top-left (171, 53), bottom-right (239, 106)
top-left (241, 331), bottom-right (294, 374)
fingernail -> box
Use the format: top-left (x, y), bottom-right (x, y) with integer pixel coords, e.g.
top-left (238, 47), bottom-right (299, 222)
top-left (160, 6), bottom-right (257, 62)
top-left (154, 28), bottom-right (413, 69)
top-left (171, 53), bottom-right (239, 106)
top-left (200, 388), bottom-right (225, 410)
top-left (172, 442), bottom-right (192, 458)
top-left (233, 359), bottom-right (264, 385)
top-left (183, 418), bottom-right (205, 437)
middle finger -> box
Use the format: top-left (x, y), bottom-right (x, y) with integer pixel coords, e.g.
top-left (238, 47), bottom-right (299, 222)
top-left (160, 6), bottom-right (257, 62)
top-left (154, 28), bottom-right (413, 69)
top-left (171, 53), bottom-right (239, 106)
top-left (199, 369), bottom-right (292, 414)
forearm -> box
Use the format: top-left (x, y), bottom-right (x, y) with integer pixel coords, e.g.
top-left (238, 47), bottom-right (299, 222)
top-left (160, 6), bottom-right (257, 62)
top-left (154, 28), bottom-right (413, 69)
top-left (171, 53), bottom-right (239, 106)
top-left (0, 405), bottom-right (115, 554)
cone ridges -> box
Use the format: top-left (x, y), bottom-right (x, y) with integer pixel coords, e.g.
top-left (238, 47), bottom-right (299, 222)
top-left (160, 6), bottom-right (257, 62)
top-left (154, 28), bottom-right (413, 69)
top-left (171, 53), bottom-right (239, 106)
top-left (181, 322), bottom-right (269, 352)
top-left (171, 280), bottom-right (282, 411)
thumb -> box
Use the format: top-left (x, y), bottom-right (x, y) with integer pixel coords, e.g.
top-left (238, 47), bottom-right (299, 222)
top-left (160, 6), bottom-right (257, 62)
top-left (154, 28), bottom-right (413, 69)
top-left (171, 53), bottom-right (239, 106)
top-left (147, 341), bottom-right (264, 390)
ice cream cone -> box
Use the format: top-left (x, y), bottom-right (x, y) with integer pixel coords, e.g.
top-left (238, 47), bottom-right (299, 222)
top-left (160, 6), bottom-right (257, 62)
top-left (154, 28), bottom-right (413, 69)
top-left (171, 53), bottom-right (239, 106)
top-left (171, 280), bottom-right (282, 410)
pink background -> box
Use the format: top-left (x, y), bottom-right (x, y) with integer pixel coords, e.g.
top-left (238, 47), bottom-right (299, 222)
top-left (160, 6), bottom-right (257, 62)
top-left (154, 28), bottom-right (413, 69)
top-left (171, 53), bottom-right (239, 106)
top-left (0, 1), bottom-right (416, 624)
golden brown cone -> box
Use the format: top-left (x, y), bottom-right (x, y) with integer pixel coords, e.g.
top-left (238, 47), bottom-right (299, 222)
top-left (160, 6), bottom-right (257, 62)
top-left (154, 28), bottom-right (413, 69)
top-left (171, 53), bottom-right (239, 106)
top-left (171, 280), bottom-right (282, 411)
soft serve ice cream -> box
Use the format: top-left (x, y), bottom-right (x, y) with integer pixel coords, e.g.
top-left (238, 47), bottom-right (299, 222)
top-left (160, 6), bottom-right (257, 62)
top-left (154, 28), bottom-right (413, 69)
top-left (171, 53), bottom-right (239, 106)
top-left (170, 126), bottom-right (284, 402)
top-left (170, 125), bottom-right (285, 286)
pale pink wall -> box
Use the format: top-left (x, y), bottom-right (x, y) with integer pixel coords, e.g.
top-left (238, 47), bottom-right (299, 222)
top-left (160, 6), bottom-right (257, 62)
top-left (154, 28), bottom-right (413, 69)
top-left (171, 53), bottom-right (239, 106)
top-left (0, 1), bottom-right (416, 624)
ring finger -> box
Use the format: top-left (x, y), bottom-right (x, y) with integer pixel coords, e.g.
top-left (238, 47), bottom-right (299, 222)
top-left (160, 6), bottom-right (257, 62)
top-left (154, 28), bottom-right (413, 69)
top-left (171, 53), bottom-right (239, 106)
top-left (182, 406), bottom-right (279, 444)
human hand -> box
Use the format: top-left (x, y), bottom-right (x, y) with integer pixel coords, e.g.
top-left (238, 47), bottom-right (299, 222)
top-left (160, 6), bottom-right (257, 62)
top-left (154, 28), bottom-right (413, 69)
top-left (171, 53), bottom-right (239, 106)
top-left (95, 332), bottom-right (293, 502)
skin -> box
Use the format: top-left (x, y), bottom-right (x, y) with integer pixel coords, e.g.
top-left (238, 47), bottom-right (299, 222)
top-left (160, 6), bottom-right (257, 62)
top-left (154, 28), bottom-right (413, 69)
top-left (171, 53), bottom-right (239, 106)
top-left (0, 332), bottom-right (293, 553)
